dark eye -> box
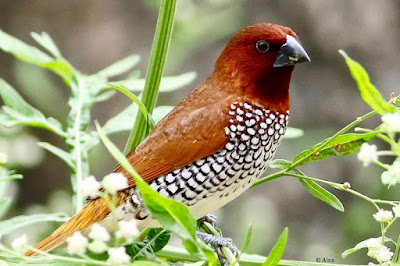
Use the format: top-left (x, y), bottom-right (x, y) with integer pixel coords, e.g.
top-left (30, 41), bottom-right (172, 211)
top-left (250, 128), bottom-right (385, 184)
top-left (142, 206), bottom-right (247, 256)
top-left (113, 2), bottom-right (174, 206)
top-left (256, 40), bottom-right (269, 53)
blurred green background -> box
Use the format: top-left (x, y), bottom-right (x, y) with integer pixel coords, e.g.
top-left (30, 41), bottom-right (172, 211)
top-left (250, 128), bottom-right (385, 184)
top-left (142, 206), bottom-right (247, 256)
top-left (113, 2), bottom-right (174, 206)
top-left (0, 0), bottom-right (400, 264)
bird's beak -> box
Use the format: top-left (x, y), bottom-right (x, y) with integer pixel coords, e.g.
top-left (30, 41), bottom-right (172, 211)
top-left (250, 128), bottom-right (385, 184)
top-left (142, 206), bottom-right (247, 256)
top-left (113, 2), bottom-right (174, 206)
top-left (273, 35), bottom-right (311, 67)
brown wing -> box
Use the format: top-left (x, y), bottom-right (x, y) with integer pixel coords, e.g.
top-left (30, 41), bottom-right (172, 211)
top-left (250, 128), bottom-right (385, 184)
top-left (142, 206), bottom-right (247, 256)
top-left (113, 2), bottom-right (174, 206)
top-left (114, 77), bottom-right (237, 188)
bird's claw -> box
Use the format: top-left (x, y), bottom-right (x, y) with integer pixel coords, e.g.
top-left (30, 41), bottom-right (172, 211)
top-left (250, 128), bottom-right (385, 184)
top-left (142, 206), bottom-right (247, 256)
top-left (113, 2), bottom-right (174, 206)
top-left (196, 231), bottom-right (239, 259)
top-left (198, 214), bottom-right (218, 227)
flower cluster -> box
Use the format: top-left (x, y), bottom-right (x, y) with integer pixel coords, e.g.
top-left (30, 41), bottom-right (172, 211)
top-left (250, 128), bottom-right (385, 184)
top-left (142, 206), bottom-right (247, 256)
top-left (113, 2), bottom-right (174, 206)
top-left (64, 220), bottom-right (139, 265)
top-left (353, 109), bottom-right (400, 264)
top-left (366, 238), bottom-right (393, 264)
top-left (80, 173), bottom-right (128, 199)
top-left (8, 172), bottom-right (138, 265)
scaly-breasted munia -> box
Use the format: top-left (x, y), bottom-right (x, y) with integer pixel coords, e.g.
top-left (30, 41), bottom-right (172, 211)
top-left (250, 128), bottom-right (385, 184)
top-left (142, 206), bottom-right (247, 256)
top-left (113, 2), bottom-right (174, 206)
top-left (25, 23), bottom-right (310, 256)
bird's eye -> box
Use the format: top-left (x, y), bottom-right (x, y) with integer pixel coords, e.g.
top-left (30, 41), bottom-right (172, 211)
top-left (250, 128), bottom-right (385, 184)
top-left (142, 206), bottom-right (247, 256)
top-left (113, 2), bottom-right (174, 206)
top-left (256, 40), bottom-right (269, 53)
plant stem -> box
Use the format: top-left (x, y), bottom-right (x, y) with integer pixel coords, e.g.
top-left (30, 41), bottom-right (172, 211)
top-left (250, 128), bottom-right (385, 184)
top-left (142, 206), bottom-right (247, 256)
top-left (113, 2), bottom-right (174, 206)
top-left (124, 0), bottom-right (177, 154)
top-left (156, 245), bottom-right (361, 266)
top-left (70, 81), bottom-right (84, 213)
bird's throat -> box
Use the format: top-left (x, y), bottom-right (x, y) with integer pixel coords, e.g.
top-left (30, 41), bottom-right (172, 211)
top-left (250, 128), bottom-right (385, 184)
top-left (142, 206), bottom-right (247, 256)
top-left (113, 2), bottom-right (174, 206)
top-left (245, 66), bottom-right (293, 112)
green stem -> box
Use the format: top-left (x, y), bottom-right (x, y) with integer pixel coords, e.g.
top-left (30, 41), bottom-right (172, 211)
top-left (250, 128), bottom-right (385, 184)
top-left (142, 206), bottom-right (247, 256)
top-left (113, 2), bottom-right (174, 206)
top-left (383, 217), bottom-right (397, 235)
top-left (156, 245), bottom-right (361, 266)
top-left (0, 245), bottom-right (108, 266)
top-left (124, 0), bottom-right (177, 154)
top-left (70, 81), bottom-right (84, 213)
top-left (375, 160), bottom-right (389, 170)
top-left (253, 110), bottom-right (377, 188)
top-left (285, 173), bottom-right (386, 210)
top-left (393, 235), bottom-right (400, 263)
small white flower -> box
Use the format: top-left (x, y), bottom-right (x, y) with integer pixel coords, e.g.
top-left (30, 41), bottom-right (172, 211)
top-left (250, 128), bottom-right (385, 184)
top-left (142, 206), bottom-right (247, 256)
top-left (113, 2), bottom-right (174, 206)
top-left (375, 246), bottom-right (393, 263)
top-left (102, 173), bottom-right (128, 195)
top-left (382, 113), bottom-right (400, 132)
top-left (81, 175), bottom-right (101, 198)
top-left (107, 247), bottom-right (131, 266)
top-left (388, 161), bottom-right (400, 180)
top-left (66, 232), bottom-right (88, 255)
top-left (88, 240), bottom-right (109, 254)
top-left (89, 223), bottom-right (110, 242)
top-left (381, 161), bottom-right (400, 186)
top-left (0, 153), bottom-right (7, 165)
top-left (393, 204), bottom-right (400, 217)
top-left (373, 209), bottom-right (393, 223)
top-left (11, 234), bottom-right (27, 253)
top-left (357, 143), bottom-right (378, 167)
top-left (116, 220), bottom-right (140, 243)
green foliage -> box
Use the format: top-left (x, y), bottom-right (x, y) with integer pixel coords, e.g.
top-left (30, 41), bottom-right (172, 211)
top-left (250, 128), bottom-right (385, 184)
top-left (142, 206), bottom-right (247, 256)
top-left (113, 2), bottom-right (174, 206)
top-left (0, 79), bottom-right (64, 136)
top-left (95, 122), bottom-right (218, 264)
top-left (0, 213), bottom-right (69, 236)
top-left (339, 50), bottom-right (396, 115)
top-left (126, 0), bottom-right (178, 151)
top-left (125, 228), bottom-right (170, 260)
top-left (0, 0), bottom-right (398, 263)
top-left (297, 171), bottom-right (344, 212)
top-left (263, 227), bottom-right (288, 266)
top-left (293, 132), bottom-right (378, 166)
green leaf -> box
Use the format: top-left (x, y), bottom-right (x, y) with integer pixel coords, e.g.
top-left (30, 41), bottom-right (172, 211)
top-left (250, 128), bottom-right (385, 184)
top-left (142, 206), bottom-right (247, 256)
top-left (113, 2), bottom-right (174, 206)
top-left (31, 32), bottom-right (61, 57)
top-left (342, 237), bottom-right (392, 258)
top-left (37, 142), bottom-right (75, 168)
top-left (240, 224), bottom-right (253, 254)
top-left (95, 122), bottom-right (218, 264)
top-left (0, 213), bottom-right (69, 235)
top-left (298, 174), bottom-right (344, 212)
top-left (283, 127), bottom-right (304, 139)
top-left (269, 159), bottom-right (292, 170)
top-left (106, 83), bottom-right (154, 131)
top-left (118, 72), bottom-right (197, 92)
top-left (339, 50), bottom-right (396, 115)
top-left (263, 227), bottom-right (288, 266)
top-left (148, 228), bottom-right (170, 253)
top-left (97, 54), bottom-right (140, 78)
top-left (0, 79), bottom-right (65, 136)
top-left (293, 132), bottom-right (378, 166)
top-left (0, 29), bottom-right (75, 83)
top-left (126, 228), bottom-right (170, 260)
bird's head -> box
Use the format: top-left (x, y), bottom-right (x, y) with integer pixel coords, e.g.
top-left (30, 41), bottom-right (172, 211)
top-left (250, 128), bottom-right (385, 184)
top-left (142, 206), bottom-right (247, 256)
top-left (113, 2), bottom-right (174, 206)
top-left (214, 23), bottom-right (310, 110)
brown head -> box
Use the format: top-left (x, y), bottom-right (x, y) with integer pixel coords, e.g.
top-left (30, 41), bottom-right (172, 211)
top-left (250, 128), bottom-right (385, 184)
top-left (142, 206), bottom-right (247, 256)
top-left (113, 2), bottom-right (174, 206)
top-left (214, 23), bottom-right (310, 112)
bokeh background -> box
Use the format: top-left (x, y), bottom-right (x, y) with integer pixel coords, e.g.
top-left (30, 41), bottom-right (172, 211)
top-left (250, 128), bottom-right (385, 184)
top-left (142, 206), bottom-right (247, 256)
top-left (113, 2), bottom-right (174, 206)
top-left (1, 0), bottom-right (400, 264)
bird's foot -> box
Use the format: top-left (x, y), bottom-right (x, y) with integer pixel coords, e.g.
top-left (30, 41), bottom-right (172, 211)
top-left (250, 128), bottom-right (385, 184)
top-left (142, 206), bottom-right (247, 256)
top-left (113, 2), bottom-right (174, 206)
top-left (196, 231), bottom-right (239, 265)
top-left (197, 214), bottom-right (239, 265)
top-left (198, 213), bottom-right (218, 227)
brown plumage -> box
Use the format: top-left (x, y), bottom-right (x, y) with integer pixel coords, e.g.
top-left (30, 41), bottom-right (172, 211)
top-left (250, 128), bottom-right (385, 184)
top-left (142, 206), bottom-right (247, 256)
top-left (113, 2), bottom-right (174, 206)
top-left (25, 23), bottom-right (310, 256)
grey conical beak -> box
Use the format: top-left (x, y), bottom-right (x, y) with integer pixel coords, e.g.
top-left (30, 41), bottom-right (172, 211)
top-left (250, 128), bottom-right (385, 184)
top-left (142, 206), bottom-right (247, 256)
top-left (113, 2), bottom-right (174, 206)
top-left (273, 35), bottom-right (311, 67)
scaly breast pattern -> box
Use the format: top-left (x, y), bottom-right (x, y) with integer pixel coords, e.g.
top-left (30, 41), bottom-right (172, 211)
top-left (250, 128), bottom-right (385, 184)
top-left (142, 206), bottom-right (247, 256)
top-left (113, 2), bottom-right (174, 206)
top-left (112, 101), bottom-right (289, 226)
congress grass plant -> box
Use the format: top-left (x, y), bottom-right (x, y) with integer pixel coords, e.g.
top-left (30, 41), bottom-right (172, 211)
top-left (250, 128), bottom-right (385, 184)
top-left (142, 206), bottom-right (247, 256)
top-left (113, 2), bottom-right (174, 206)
top-left (0, 1), bottom-right (399, 265)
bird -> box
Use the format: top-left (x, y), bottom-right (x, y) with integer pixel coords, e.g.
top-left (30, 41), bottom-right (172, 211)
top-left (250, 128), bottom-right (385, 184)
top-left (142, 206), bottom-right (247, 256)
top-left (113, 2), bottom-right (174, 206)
top-left (25, 23), bottom-right (310, 256)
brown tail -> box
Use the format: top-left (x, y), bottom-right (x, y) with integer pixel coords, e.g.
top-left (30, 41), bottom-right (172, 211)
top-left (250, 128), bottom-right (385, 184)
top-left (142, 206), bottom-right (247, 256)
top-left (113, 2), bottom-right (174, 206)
top-left (25, 192), bottom-right (128, 256)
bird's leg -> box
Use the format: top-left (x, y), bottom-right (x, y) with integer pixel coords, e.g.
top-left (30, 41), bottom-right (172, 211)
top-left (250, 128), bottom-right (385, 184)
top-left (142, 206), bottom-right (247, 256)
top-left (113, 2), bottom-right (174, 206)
top-left (197, 214), bottom-right (239, 265)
